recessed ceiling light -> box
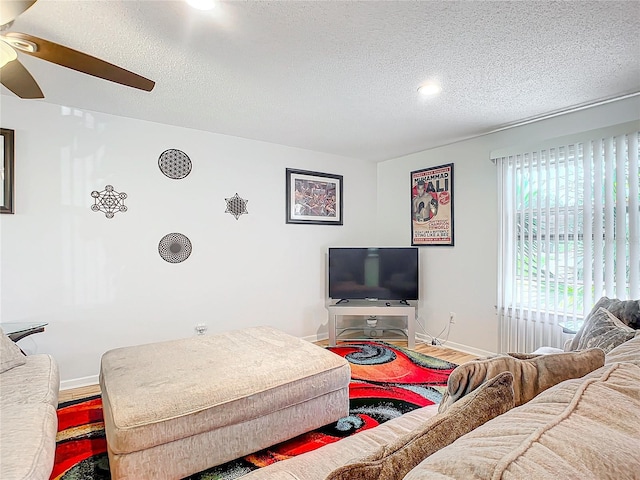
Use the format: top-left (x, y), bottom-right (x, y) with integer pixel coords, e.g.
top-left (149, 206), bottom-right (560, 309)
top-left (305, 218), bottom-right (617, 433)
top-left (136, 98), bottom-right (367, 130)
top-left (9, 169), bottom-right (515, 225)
top-left (186, 0), bottom-right (216, 10)
top-left (418, 82), bottom-right (442, 97)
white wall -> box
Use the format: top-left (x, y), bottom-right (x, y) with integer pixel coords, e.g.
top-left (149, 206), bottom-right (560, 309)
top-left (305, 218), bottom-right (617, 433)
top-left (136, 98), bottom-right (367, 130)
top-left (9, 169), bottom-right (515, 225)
top-left (3, 95), bottom-right (638, 386)
top-left (377, 96), bottom-right (640, 354)
top-left (0, 96), bottom-right (377, 387)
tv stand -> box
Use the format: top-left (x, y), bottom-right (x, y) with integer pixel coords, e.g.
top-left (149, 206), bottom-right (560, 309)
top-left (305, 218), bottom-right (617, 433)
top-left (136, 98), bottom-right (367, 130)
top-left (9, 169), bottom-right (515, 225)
top-left (327, 302), bottom-right (416, 348)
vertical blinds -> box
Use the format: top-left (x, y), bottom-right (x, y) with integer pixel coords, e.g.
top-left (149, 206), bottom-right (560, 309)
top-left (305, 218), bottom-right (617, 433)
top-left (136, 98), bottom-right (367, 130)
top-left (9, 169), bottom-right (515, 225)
top-left (495, 129), bottom-right (639, 350)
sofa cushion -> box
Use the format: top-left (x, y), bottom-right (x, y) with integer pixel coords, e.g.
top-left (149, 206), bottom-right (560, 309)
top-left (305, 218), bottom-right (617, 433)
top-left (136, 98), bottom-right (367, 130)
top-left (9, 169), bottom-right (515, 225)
top-left (568, 307), bottom-right (637, 353)
top-left (325, 372), bottom-right (515, 480)
top-left (565, 296), bottom-right (617, 351)
top-left (0, 326), bottom-right (26, 373)
top-left (605, 334), bottom-right (640, 366)
top-left (405, 361), bottom-right (640, 480)
top-left (0, 403), bottom-right (58, 480)
top-left (567, 297), bottom-right (640, 352)
top-left (438, 348), bottom-right (604, 412)
top-left (0, 354), bottom-right (60, 407)
top-left (606, 298), bottom-right (640, 329)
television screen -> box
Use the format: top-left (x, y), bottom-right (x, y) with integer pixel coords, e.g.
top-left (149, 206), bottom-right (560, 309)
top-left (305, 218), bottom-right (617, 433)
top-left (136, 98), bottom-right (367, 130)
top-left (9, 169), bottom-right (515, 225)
top-left (328, 247), bottom-right (419, 301)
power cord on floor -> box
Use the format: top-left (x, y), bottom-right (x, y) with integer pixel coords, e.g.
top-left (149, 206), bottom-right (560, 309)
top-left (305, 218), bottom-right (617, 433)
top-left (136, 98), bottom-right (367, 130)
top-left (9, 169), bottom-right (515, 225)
top-left (414, 315), bottom-right (434, 343)
top-left (415, 314), bottom-right (452, 347)
top-left (439, 321), bottom-right (452, 346)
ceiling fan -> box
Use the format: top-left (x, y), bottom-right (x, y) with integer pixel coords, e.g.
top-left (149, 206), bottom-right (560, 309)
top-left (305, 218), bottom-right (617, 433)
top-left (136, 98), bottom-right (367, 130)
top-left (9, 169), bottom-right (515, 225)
top-left (0, 0), bottom-right (155, 99)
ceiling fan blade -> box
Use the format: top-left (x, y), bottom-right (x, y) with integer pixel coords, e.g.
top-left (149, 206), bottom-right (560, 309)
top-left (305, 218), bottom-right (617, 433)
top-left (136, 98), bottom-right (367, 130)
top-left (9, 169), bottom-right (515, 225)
top-left (0, 0), bottom-right (37, 27)
top-left (3, 32), bottom-right (155, 92)
top-left (0, 57), bottom-right (43, 98)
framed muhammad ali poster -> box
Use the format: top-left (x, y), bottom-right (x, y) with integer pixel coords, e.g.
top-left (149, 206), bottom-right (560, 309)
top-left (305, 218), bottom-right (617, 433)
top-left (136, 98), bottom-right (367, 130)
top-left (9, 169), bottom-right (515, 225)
top-left (411, 163), bottom-right (454, 246)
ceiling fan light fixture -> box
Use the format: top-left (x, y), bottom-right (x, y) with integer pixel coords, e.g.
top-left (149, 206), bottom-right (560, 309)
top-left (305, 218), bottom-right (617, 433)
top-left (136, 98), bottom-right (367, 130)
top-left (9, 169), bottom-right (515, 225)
top-left (2, 35), bottom-right (37, 53)
top-left (0, 40), bottom-right (17, 68)
top-left (186, 0), bottom-right (216, 10)
top-left (418, 82), bottom-right (442, 97)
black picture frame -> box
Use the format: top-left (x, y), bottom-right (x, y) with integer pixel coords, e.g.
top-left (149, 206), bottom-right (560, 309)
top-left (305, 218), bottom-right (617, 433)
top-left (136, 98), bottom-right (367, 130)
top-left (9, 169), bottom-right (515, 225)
top-left (1, 128), bottom-right (15, 214)
top-left (410, 163), bottom-right (454, 246)
top-left (286, 168), bottom-right (343, 225)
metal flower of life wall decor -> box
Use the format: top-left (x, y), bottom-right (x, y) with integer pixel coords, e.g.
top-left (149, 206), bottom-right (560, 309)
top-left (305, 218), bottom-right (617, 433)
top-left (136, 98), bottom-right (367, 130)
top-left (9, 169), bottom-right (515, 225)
top-left (158, 149), bottom-right (192, 179)
top-left (225, 193), bottom-right (249, 220)
top-left (90, 185), bottom-right (128, 218)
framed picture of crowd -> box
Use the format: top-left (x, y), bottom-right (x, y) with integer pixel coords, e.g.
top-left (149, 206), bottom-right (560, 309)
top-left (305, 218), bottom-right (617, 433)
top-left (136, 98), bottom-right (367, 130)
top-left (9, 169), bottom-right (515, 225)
top-left (411, 163), bottom-right (454, 246)
top-left (286, 168), bottom-right (343, 225)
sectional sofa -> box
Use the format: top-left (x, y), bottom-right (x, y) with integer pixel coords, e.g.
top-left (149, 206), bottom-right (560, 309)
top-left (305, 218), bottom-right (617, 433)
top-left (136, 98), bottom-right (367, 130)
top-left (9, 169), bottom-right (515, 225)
top-left (0, 328), bottom-right (60, 480)
top-left (240, 300), bottom-right (640, 480)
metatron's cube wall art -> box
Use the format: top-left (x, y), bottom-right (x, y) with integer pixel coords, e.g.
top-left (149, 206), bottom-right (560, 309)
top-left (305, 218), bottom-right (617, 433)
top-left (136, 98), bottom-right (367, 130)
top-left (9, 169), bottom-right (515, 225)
top-left (90, 185), bottom-right (128, 218)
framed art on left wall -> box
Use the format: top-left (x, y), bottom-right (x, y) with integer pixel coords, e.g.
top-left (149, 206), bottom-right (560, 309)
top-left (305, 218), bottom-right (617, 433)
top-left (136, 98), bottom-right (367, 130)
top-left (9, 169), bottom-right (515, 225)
top-left (1, 128), bottom-right (14, 214)
top-left (286, 168), bottom-right (343, 225)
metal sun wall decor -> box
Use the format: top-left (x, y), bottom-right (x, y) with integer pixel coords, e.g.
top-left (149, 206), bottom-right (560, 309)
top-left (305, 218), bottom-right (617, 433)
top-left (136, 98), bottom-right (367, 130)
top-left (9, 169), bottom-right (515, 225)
top-left (225, 193), bottom-right (249, 220)
top-left (90, 185), bottom-right (128, 218)
top-left (158, 233), bottom-right (192, 263)
top-left (158, 149), bottom-right (192, 179)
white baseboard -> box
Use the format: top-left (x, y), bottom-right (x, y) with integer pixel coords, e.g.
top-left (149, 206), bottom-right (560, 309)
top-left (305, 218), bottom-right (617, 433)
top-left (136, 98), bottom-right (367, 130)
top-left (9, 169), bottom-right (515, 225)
top-left (442, 340), bottom-right (495, 358)
top-left (415, 333), bottom-right (494, 358)
top-left (301, 332), bottom-right (329, 343)
top-left (60, 375), bottom-right (99, 391)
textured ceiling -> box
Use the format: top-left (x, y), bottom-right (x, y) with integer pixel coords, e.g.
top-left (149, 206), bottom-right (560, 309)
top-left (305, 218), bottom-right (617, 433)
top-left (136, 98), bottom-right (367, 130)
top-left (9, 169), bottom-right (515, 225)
top-left (2, 0), bottom-right (639, 161)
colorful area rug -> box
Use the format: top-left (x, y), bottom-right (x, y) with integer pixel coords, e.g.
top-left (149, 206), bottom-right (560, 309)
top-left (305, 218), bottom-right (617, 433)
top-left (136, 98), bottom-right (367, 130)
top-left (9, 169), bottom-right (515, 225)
top-left (51, 341), bottom-right (456, 480)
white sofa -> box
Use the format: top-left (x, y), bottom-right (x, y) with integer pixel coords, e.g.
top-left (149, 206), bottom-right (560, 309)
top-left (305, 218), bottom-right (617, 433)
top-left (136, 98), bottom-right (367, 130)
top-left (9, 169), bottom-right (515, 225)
top-left (0, 328), bottom-right (60, 480)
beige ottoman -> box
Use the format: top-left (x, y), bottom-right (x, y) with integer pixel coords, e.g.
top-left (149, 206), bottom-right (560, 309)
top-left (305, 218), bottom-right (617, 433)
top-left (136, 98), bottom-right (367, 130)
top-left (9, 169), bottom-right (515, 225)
top-left (99, 326), bottom-right (350, 480)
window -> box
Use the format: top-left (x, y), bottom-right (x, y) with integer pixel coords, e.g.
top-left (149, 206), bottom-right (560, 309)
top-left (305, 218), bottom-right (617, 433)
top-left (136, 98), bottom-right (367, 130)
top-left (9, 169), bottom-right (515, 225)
top-left (494, 128), bottom-right (639, 352)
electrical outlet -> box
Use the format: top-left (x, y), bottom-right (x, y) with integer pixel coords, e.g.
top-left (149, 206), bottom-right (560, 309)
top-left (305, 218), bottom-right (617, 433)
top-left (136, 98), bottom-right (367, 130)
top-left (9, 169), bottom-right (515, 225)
top-left (195, 323), bottom-right (208, 335)
top-left (449, 312), bottom-right (456, 324)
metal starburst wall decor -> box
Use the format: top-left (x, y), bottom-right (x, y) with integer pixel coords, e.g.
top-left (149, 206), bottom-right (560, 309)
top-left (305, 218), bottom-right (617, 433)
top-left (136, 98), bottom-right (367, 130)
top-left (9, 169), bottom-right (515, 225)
top-left (225, 193), bottom-right (249, 220)
top-left (90, 185), bottom-right (128, 219)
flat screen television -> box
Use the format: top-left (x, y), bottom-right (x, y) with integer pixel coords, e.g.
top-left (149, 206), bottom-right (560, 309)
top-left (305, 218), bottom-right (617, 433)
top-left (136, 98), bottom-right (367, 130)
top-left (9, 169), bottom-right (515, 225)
top-left (328, 247), bottom-right (419, 301)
